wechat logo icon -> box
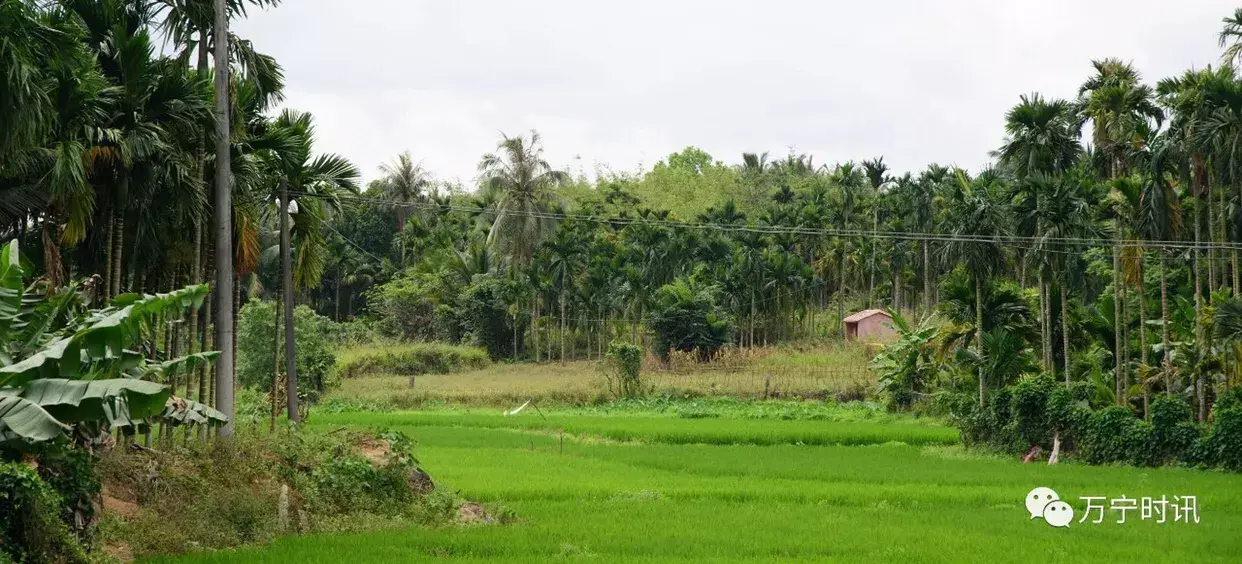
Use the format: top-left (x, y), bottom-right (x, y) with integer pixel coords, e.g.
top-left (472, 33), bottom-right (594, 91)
top-left (1027, 487), bottom-right (1073, 528)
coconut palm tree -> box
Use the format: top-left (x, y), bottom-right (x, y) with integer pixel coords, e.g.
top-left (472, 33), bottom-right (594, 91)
top-left (478, 130), bottom-right (568, 269)
top-left (1219, 7), bottom-right (1242, 69)
top-left (378, 151), bottom-right (433, 233)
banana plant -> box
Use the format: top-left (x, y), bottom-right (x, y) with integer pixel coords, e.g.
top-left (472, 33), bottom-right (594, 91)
top-left (0, 241), bottom-right (227, 444)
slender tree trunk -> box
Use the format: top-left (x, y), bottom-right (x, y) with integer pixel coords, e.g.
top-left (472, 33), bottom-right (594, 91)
top-left (1040, 273), bottom-right (1050, 369)
top-left (1161, 252), bottom-right (1172, 397)
top-left (103, 213), bottom-right (114, 296)
top-left (213, 0), bottom-right (236, 437)
top-left (532, 298), bottom-right (539, 363)
top-left (110, 204), bottom-right (124, 297)
top-left (1209, 180), bottom-right (1217, 295)
top-left (749, 289), bottom-right (755, 349)
top-left (923, 243), bottom-right (931, 317)
top-left (272, 293), bottom-right (282, 428)
top-left (199, 279), bottom-right (212, 406)
top-left (560, 289), bottom-right (566, 364)
top-left (1138, 254), bottom-right (1149, 370)
top-left (1117, 245), bottom-right (1127, 400)
top-left (976, 273), bottom-right (985, 408)
top-left (869, 209), bottom-right (877, 308)
top-left (1061, 274), bottom-right (1070, 386)
top-left (1194, 157), bottom-right (1205, 420)
top-left (839, 248), bottom-right (847, 337)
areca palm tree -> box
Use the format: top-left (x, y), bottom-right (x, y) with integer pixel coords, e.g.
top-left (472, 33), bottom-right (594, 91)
top-left (267, 109), bottom-right (360, 289)
top-left (543, 225), bottom-right (586, 363)
top-left (998, 93), bottom-right (1083, 370)
top-left (478, 130), bottom-right (568, 269)
top-left (1137, 137), bottom-right (1183, 398)
top-left (939, 169), bottom-right (1010, 406)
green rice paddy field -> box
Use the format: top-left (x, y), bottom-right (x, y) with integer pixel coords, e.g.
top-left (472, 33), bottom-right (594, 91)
top-left (157, 410), bottom-right (1242, 563)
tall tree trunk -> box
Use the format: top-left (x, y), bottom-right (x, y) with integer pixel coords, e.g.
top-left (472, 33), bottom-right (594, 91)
top-left (749, 289), bottom-right (755, 349)
top-left (532, 298), bottom-right (539, 362)
top-left (281, 181), bottom-right (299, 423)
top-left (1209, 179), bottom-right (1217, 295)
top-left (1194, 156), bottom-right (1205, 421)
top-left (110, 203), bottom-right (124, 297)
top-left (839, 247), bottom-right (847, 337)
top-left (1114, 245), bottom-right (1123, 404)
top-left (1161, 252), bottom-right (1172, 397)
top-left (1040, 273), bottom-right (1050, 369)
top-left (976, 273), bottom-right (985, 408)
top-left (103, 213), bottom-right (114, 295)
top-left (212, 0), bottom-right (236, 437)
top-left (1061, 274), bottom-right (1071, 386)
top-left (1138, 254), bottom-right (1149, 370)
top-left (560, 288), bottom-right (566, 364)
top-left (923, 243), bottom-right (931, 317)
top-left (200, 280), bottom-right (212, 405)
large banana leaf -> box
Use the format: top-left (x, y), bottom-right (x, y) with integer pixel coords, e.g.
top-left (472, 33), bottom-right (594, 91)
top-left (0, 285), bottom-right (210, 388)
top-left (0, 240), bottom-right (23, 364)
top-left (17, 378), bottom-right (170, 426)
top-left (0, 394), bottom-right (69, 442)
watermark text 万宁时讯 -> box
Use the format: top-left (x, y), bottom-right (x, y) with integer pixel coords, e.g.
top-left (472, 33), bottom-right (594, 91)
top-left (1026, 487), bottom-right (1200, 528)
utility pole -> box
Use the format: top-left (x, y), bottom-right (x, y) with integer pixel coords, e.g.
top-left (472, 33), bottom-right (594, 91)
top-left (212, 0), bottom-right (234, 438)
top-left (280, 180), bottom-right (300, 422)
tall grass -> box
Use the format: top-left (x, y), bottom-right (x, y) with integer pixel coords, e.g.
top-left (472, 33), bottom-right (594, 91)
top-left (324, 344), bottom-right (876, 408)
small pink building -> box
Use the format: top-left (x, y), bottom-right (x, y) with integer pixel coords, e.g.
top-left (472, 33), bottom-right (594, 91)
top-left (843, 309), bottom-right (896, 342)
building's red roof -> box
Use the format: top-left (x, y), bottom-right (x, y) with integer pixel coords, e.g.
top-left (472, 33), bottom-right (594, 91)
top-left (843, 309), bottom-right (890, 323)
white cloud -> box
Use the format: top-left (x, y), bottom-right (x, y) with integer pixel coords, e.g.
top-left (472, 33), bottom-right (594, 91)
top-left (234, 0), bottom-right (1238, 185)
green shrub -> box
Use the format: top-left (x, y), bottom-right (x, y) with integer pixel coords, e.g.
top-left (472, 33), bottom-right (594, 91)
top-left (460, 277), bottom-right (524, 360)
top-left (367, 274), bottom-right (442, 341)
top-left (1198, 406), bottom-right (1242, 471)
top-left (1082, 406), bottom-right (1144, 465)
top-left (1140, 397), bottom-right (1199, 466)
top-left (236, 300), bottom-right (338, 403)
top-left (337, 344), bottom-right (490, 379)
top-left (0, 463), bottom-right (87, 564)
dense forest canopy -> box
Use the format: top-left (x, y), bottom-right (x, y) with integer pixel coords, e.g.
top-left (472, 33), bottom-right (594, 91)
top-left (7, 0), bottom-right (1242, 429)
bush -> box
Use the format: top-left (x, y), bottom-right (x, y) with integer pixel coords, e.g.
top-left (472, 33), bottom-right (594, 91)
top-left (460, 277), bottom-right (524, 360)
top-left (367, 274), bottom-right (442, 341)
top-left (1082, 406), bottom-right (1144, 465)
top-left (0, 463), bottom-right (87, 564)
top-left (1198, 405), bottom-right (1242, 471)
top-left (337, 344), bottom-right (490, 379)
top-left (600, 341), bottom-right (646, 399)
top-left (1141, 397), bottom-right (1199, 466)
top-left (236, 300), bottom-right (338, 403)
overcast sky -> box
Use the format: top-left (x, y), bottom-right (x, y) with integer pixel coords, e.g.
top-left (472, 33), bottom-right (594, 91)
top-left (234, 0), bottom-right (1238, 187)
